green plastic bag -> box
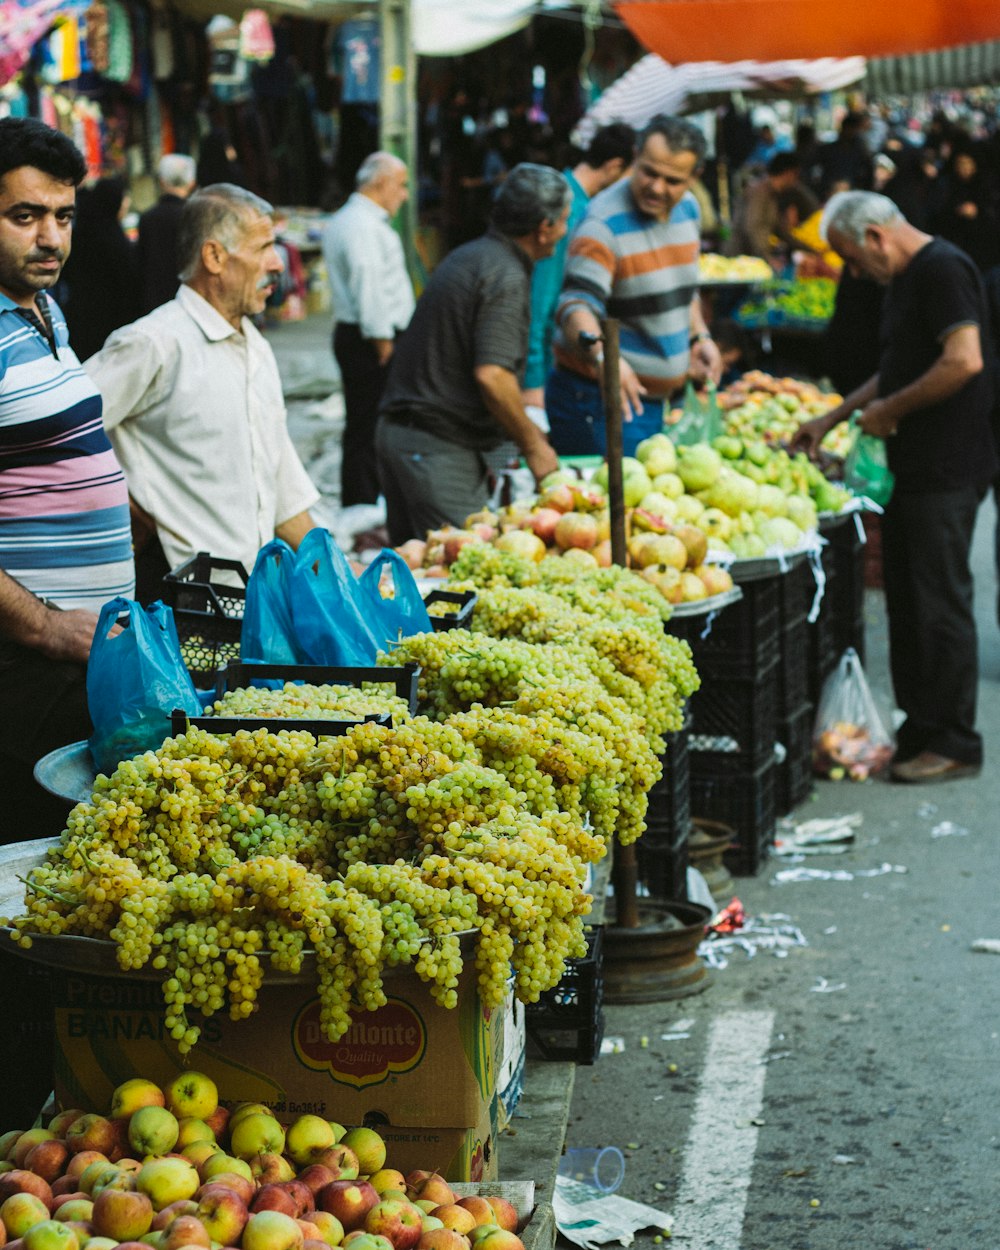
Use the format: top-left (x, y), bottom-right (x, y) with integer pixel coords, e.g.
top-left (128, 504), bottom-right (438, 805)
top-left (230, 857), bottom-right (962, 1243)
top-left (670, 381), bottom-right (724, 445)
top-left (843, 412), bottom-right (895, 506)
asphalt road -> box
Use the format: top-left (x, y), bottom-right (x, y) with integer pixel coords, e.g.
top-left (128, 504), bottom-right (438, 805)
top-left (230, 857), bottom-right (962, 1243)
top-left (563, 499), bottom-right (1000, 1250)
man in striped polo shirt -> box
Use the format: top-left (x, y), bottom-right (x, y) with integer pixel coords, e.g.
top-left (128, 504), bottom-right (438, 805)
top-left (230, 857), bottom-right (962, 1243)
top-left (548, 114), bottom-right (722, 456)
top-left (0, 118), bottom-right (135, 841)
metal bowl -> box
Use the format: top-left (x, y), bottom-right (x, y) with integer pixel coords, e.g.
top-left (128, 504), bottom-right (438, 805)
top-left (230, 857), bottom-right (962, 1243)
top-left (33, 741), bottom-right (96, 806)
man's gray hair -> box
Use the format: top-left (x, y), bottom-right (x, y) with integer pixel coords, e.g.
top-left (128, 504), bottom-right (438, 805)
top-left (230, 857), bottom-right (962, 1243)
top-left (821, 190), bottom-right (904, 245)
top-left (158, 153), bottom-right (196, 190)
top-left (491, 163), bottom-right (570, 237)
top-left (637, 114), bottom-right (707, 166)
top-left (356, 151), bottom-right (406, 188)
top-left (177, 183), bottom-right (274, 280)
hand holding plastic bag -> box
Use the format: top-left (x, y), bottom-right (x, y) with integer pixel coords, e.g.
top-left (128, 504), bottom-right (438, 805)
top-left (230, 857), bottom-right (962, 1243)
top-left (812, 647), bottom-right (895, 780)
top-left (357, 548), bottom-right (433, 648)
top-left (290, 527), bottom-right (381, 665)
top-left (87, 598), bottom-right (201, 773)
top-left (241, 539), bottom-right (305, 664)
top-left (843, 411), bottom-right (895, 506)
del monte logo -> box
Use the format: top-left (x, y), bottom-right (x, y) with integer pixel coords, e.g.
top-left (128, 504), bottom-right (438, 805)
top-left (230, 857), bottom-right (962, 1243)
top-left (293, 996), bottom-right (427, 1088)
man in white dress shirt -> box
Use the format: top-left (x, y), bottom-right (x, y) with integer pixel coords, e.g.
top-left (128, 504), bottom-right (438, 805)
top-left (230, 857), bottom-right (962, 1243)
top-left (87, 183), bottom-right (321, 599)
top-left (321, 152), bottom-right (414, 506)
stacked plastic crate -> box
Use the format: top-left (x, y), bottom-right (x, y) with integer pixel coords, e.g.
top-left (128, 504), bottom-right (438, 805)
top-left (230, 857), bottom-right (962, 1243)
top-left (774, 559), bottom-right (816, 815)
top-left (635, 712), bottom-right (692, 900)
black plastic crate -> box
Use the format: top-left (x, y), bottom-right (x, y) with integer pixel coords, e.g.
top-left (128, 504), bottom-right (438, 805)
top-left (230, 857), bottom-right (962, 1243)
top-left (666, 574), bottom-right (781, 680)
top-left (423, 589), bottom-right (477, 631)
top-left (775, 701), bottom-right (815, 815)
top-left (170, 709), bottom-right (391, 736)
top-left (777, 558), bottom-right (814, 631)
top-left (689, 758), bottom-right (776, 876)
top-left (687, 659), bottom-right (778, 769)
top-left (636, 830), bottom-right (690, 901)
top-left (525, 925), bottom-right (605, 1065)
top-left (214, 661), bottom-right (421, 715)
top-left (645, 714), bottom-right (691, 843)
top-left (162, 553), bottom-right (247, 677)
top-left (807, 570), bottom-right (840, 707)
top-left (777, 615), bottom-right (809, 721)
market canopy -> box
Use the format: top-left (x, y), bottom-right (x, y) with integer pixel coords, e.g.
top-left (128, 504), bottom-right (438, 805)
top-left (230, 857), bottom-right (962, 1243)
top-left (615, 0), bottom-right (1000, 63)
top-left (865, 39), bottom-right (1000, 94)
top-left (574, 52), bottom-right (866, 142)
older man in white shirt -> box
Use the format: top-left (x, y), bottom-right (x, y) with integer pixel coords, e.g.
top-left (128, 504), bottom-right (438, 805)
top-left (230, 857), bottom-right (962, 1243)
top-left (322, 152), bottom-right (415, 507)
top-left (87, 183), bottom-right (321, 600)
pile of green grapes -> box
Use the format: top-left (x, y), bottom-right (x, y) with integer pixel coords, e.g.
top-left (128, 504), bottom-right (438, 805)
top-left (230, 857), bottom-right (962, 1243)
top-left (207, 680), bottom-right (412, 724)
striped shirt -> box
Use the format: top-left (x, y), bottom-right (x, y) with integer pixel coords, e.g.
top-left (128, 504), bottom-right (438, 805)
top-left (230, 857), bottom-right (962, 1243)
top-left (555, 179), bottom-right (701, 394)
top-left (0, 293), bottom-right (134, 610)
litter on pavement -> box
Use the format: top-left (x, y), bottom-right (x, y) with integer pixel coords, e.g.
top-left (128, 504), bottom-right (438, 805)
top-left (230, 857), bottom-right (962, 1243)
top-left (772, 862), bottom-right (907, 883)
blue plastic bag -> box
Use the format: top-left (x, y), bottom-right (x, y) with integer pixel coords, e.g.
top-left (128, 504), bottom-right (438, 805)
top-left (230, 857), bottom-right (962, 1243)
top-left (241, 539), bottom-right (306, 665)
top-left (87, 598), bottom-right (202, 773)
top-left (290, 528), bottom-right (381, 665)
top-left (357, 548), bottom-right (433, 647)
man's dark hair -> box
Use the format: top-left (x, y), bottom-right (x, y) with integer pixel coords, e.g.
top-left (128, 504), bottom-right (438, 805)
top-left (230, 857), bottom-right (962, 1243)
top-left (636, 114), bottom-right (707, 166)
top-left (491, 163), bottom-right (570, 236)
top-left (767, 152), bottom-right (800, 178)
top-left (584, 123), bottom-right (636, 170)
top-left (0, 117), bottom-right (87, 187)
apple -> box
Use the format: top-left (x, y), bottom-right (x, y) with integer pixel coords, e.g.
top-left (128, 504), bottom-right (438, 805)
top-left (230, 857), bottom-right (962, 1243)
top-left (91, 1169), bottom-right (136, 1199)
top-left (227, 1105), bottom-right (273, 1130)
top-left (284, 1118), bottom-right (336, 1169)
top-left (51, 1200), bottom-right (92, 1223)
top-left (414, 1203), bottom-right (437, 1216)
top-left (293, 1167), bottom-right (336, 1199)
top-left (229, 1116), bottom-right (285, 1162)
top-left (482, 1199), bottom-right (517, 1234)
top-left (407, 1179), bottom-right (454, 1209)
top-left (151, 1201), bottom-right (200, 1231)
top-left (248, 1155), bottom-right (296, 1187)
top-left (92, 1189), bottom-right (154, 1241)
top-left (0, 1135), bottom-right (22, 1163)
top-left (195, 1186), bottom-right (248, 1246)
top-left (417, 1230), bottom-right (470, 1250)
top-left (180, 1143), bottom-right (219, 1171)
top-left (198, 1156), bottom-right (252, 1185)
top-left (428, 1208), bottom-right (475, 1236)
top-left (196, 1174), bottom-right (253, 1206)
top-left (65, 1154), bottom-right (108, 1184)
top-left (12, 1134), bottom-right (55, 1170)
top-left (364, 1199), bottom-right (423, 1250)
top-left (296, 1221), bottom-right (323, 1242)
top-left (468, 1230), bottom-right (523, 1250)
top-left (163, 1075), bottom-right (217, 1124)
top-left (134, 1159), bottom-right (200, 1212)
top-left (48, 1182), bottom-right (77, 1201)
top-left (553, 512), bottom-right (598, 552)
top-left (46, 1113), bottom-right (84, 1140)
top-left (338, 1131), bottom-right (385, 1179)
top-left (3, 1193), bottom-right (54, 1237)
top-left (202, 1106), bottom-right (230, 1141)
top-left (328, 1124), bottom-right (347, 1145)
top-left (311, 1147), bottom-right (359, 1182)
top-left (418, 1216), bottom-right (443, 1233)
top-left (110, 1081), bottom-right (165, 1121)
top-left (454, 1199), bottom-right (493, 1227)
top-left (341, 1234), bottom-right (392, 1250)
top-left (250, 1188), bottom-right (298, 1220)
top-left (160, 1213), bottom-right (211, 1250)
top-left (303, 1240), bottom-right (330, 1250)
top-left (367, 1173), bottom-right (406, 1199)
top-left (242, 1211), bottom-right (304, 1250)
top-left (308, 1211), bottom-right (344, 1249)
top-left (66, 1119), bottom-right (118, 1158)
top-left (24, 1143), bottom-right (69, 1185)
top-left (57, 1224), bottom-right (90, 1248)
top-left (173, 1121), bottom-right (214, 1153)
top-left (21, 1221), bottom-right (78, 1250)
top-left (84, 1240), bottom-right (117, 1250)
top-left (128, 1108), bottom-right (179, 1159)
top-left (0, 1173), bottom-right (53, 1208)
top-left (316, 1181), bottom-right (379, 1232)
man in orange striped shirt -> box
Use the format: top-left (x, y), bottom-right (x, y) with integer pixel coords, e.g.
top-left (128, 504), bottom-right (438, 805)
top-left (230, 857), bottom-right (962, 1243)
top-left (548, 114), bottom-right (722, 456)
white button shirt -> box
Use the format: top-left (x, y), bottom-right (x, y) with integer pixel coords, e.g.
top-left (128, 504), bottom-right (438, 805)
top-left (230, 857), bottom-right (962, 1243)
top-left (86, 285), bottom-right (320, 576)
top-left (321, 192), bottom-right (415, 340)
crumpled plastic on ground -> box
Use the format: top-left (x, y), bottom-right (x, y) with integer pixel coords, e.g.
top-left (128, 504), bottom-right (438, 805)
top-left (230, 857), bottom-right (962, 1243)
top-left (771, 862), bottom-right (907, 884)
top-left (773, 813), bottom-right (862, 857)
top-left (699, 910), bottom-right (808, 969)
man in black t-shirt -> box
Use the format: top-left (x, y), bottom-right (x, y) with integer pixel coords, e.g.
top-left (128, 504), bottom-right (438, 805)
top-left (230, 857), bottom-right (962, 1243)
top-left (376, 164), bottom-right (569, 545)
top-left (795, 191), bottom-right (996, 784)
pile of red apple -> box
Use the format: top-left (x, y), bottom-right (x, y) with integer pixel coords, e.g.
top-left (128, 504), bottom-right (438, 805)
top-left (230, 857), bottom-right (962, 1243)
top-left (0, 1074), bottom-right (524, 1250)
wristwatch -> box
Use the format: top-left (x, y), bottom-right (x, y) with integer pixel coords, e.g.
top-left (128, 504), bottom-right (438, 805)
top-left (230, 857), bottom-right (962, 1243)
top-left (689, 331), bottom-right (712, 347)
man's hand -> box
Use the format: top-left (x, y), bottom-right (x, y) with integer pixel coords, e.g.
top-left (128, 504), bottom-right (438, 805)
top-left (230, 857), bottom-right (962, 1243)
top-left (858, 398), bottom-right (898, 439)
top-left (689, 337), bottom-right (723, 386)
top-left (39, 608), bottom-right (109, 664)
top-left (373, 338), bottom-right (394, 367)
top-left (521, 386), bottom-right (545, 409)
top-left (790, 412), bottom-right (837, 459)
top-left (523, 440), bottom-right (560, 485)
top-left (616, 357), bottom-right (648, 423)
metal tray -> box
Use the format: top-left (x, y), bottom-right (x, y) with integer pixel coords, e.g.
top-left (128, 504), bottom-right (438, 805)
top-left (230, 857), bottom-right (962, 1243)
top-left (33, 741), bottom-right (95, 805)
top-left (667, 585), bottom-right (743, 617)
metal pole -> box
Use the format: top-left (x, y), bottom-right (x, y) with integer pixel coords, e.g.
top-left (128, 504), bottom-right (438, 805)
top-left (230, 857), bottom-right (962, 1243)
top-left (602, 318), bottom-right (640, 930)
top-left (378, 0), bottom-right (420, 280)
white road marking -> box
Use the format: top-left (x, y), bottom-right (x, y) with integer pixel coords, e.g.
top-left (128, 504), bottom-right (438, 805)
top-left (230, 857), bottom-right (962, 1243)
top-left (672, 1009), bottom-right (775, 1247)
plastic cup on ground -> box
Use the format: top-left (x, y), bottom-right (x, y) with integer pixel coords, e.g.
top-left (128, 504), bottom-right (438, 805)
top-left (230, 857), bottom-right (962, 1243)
top-left (557, 1145), bottom-right (626, 1193)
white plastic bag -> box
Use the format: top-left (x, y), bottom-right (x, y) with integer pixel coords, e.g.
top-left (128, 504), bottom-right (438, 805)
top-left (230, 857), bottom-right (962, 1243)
top-left (812, 647), bottom-right (894, 780)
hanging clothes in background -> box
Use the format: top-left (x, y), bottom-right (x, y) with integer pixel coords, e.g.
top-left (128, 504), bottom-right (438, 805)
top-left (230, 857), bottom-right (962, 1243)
top-left (240, 10), bottom-right (275, 63)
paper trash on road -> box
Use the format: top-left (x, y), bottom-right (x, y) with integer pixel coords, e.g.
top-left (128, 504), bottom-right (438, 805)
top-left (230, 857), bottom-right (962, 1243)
top-left (700, 912), bottom-right (808, 969)
top-left (553, 1175), bottom-right (672, 1249)
top-left (772, 862), bottom-right (907, 883)
top-left (970, 938), bottom-right (1000, 954)
top-left (773, 813), bottom-right (862, 856)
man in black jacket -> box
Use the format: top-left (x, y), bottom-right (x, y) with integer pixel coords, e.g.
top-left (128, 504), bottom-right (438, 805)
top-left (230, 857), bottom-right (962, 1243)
top-left (136, 153), bottom-right (196, 314)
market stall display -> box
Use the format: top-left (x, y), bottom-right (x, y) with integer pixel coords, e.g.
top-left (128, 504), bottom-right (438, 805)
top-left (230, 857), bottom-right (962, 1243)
top-left (734, 277), bottom-right (837, 332)
top-left (718, 370), bottom-right (852, 459)
top-left (698, 253), bottom-right (773, 284)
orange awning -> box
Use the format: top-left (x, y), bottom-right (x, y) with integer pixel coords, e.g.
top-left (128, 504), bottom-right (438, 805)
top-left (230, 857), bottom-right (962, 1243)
top-left (616, 0), bottom-right (1000, 63)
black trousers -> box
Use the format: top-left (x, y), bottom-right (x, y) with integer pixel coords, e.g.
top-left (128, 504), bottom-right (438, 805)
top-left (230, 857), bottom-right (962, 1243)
top-left (333, 322), bottom-right (392, 508)
top-left (881, 485), bottom-right (984, 765)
